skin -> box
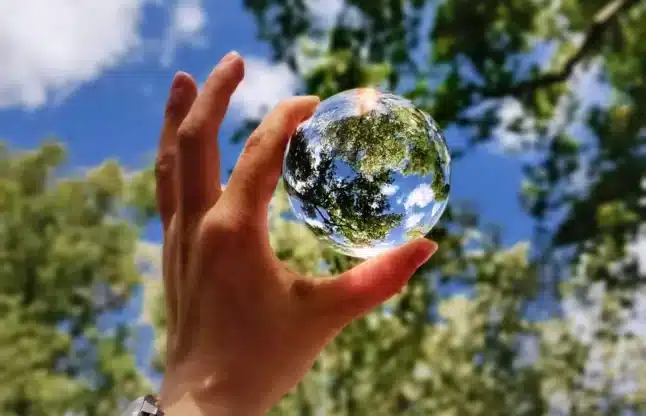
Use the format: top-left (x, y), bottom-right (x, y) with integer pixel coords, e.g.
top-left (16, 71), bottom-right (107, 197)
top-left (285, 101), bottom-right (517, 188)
top-left (155, 51), bottom-right (439, 415)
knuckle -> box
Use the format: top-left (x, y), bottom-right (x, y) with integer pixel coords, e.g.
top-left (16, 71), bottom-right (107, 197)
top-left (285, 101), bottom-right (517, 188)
top-left (199, 207), bottom-right (261, 245)
top-left (199, 218), bottom-right (246, 252)
top-left (154, 150), bottom-right (176, 178)
top-left (243, 129), bottom-right (266, 154)
top-left (176, 121), bottom-right (203, 153)
top-left (199, 219), bottom-right (235, 246)
top-left (291, 278), bottom-right (317, 302)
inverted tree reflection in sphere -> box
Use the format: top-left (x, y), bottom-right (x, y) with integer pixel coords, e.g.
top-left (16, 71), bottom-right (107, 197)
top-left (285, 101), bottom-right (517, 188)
top-left (282, 88), bottom-right (451, 259)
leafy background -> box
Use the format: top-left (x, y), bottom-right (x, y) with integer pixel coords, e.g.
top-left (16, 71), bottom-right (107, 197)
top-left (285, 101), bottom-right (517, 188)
top-left (1, 0), bottom-right (645, 414)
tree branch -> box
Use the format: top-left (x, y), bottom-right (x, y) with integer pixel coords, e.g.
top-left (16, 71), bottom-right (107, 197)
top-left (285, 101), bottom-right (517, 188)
top-left (484, 0), bottom-right (642, 97)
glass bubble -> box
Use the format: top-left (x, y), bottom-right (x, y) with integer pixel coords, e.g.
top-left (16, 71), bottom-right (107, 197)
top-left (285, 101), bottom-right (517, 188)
top-left (282, 88), bottom-right (451, 259)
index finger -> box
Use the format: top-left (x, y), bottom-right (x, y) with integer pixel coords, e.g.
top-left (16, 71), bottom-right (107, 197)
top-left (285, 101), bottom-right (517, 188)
top-left (221, 96), bottom-right (320, 223)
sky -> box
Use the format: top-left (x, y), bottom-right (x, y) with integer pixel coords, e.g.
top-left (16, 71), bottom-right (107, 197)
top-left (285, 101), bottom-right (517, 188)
top-left (2, 0), bottom-right (646, 404)
top-left (0, 0), bottom-right (541, 385)
top-left (0, 0), bottom-right (540, 387)
top-left (0, 0), bottom-right (535, 247)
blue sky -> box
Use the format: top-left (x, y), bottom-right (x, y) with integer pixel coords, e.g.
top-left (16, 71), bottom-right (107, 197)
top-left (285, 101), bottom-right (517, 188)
top-left (0, 0), bottom-right (534, 247)
top-left (0, 0), bottom-right (540, 386)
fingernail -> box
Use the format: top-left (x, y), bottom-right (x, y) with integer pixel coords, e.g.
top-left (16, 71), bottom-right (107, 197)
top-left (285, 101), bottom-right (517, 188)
top-left (170, 71), bottom-right (187, 93)
top-left (412, 239), bottom-right (438, 267)
top-left (218, 50), bottom-right (240, 66)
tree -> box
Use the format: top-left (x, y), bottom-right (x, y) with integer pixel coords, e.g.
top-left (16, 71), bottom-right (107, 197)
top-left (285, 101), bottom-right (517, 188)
top-left (227, 0), bottom-right (646, 414)
top-left (0, 142), bottom-right (156, 416)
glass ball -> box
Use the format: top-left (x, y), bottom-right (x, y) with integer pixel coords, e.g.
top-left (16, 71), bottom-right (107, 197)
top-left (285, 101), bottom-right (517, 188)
top-left (282, 88), bottom-right (451, 259)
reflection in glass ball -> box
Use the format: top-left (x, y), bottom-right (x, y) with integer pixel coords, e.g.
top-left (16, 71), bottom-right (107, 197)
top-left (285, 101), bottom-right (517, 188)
top-left (282, 88), bottom-right (451, 259)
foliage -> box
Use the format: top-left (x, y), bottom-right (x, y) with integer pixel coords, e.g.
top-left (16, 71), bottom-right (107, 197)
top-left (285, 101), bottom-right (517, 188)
top-left (236, 0), bottom-right (646, 414)
top-left (0, 142), bottom-right (154, 416)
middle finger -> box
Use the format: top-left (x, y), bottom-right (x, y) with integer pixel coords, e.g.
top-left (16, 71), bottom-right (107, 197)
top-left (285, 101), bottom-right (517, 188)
top-left (176, 51), bottom-right (244, 227)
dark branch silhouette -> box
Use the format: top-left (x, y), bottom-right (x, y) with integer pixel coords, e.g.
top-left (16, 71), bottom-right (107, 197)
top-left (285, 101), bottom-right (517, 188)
top-left (483, 0), bottom-right (641, 97)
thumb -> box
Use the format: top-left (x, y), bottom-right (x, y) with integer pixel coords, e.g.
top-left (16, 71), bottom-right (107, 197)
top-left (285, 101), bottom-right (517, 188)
top-left (313, 239), bottom-right (438, 325)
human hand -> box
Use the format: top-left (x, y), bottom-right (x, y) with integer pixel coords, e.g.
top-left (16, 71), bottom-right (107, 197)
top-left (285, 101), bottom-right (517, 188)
top-left (155, 51), bottom-right (438, 415)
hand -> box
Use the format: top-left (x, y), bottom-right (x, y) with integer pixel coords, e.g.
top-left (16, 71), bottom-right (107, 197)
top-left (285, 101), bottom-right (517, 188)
top-left (155, 51), bottom-right (438, 415)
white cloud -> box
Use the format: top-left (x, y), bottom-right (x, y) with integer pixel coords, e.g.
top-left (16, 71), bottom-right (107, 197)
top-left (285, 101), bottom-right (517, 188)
top-left (630, 231), bottom-right (646, 276)
top-left (405, 212), bottom-right (424, 229)
top-left (404, 184), bottom-right (434, 210)
top-left (562, 282), bottom-right (604, 345)
top-left (173, 0), bottom-right (205, 36)
top-left (307, 0), bottom-right (344, 28)
top-left (381, 184), bottom-right (399, 196)
top-left (160, 0), bottom-right (207, 66)
top-left (494, 97), bottom-right (539, 152)
top-left (229, 57), bottom-right (300, 120)
top-left (0, 0), bottom-right (206, 109)
top-left (625, 287), bottom-right (646, 338)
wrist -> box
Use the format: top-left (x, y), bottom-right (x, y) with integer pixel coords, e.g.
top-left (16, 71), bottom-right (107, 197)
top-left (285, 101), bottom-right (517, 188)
top-left (160, 371), bottom-right (272, 416)
top-left (163, 392), bottom-right (268, 416)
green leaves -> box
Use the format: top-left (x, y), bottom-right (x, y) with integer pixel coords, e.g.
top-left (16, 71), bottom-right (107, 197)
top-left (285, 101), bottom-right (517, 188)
top-left (0, 142), bottom-right (151, 415)
top-left (239, 0), bottom-right (646, 414)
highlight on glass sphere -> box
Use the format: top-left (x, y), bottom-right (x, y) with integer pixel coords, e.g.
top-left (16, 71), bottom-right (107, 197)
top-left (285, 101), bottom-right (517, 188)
top-left (282, 88), bottom-right (451, 259)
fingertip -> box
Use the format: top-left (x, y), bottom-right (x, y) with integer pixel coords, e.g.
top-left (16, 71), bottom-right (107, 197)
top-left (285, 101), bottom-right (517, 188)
top-left (408, 238), bottom-right (438, 268)
top-left (173, 70), bottom-right (192, 82)
top-left (165, 71), bottom-right (198, 124)
top-left (213, 52), bottom-right (245, 82)
top-left (312, 240), bottom-right (435, 326)
top-left (171, 71), bottom-right (197, 93)
top-left (350, 238), bottom-right (437, 290)
top-left (286, 95), bottom-right (320, 124)
top-left (167, 72), bottom-right (197, 113)
top-left (220, 50), bottom-right (240, 63)
top-left (300, 94), bottom-right (321, 110)
top-left (229, 55), bottom-right (245, 79)
top-left (301, 94), bottom-right (321, 104)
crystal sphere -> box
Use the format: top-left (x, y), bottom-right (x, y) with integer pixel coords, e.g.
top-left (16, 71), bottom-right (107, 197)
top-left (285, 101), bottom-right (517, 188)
top-left (282, 88), bottom-right (451, 259)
